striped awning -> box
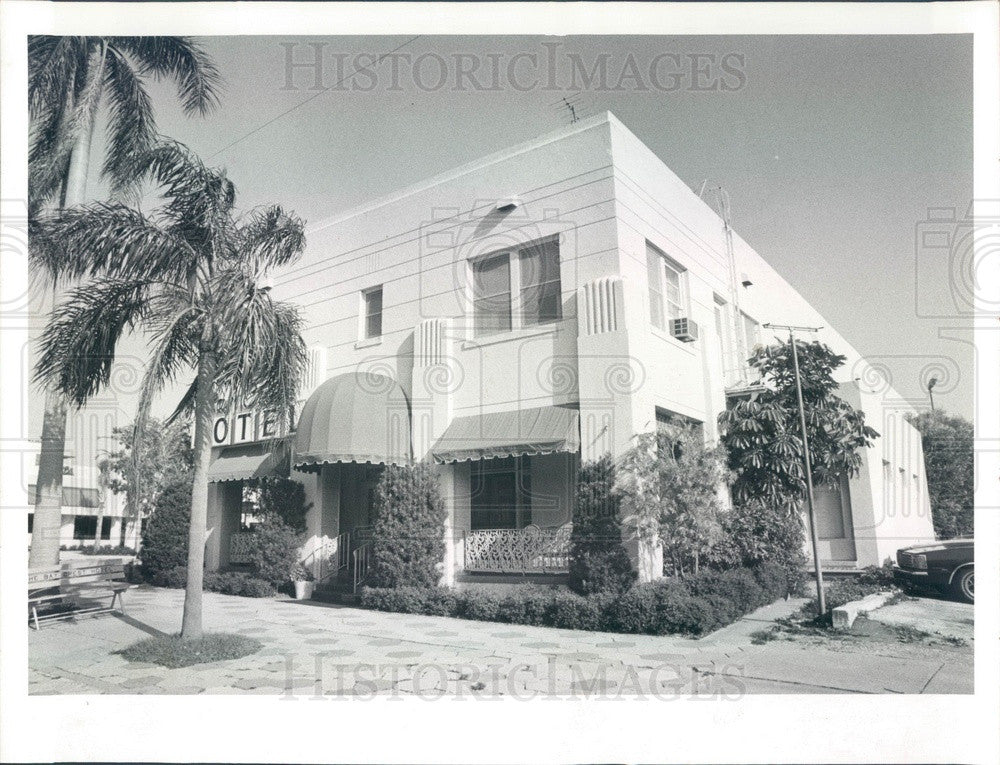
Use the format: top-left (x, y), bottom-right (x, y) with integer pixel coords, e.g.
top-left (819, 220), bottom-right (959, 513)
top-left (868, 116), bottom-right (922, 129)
top-left (207, 441), bottom-right (290, 483)
top-left (294, 372), bottom-right (411, 470)
top-left (432, 405), bottom-right (580, 463)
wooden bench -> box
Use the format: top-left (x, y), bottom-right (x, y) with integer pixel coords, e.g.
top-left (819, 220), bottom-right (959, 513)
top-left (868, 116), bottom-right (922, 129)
top-left (28, 561), bottom-right (134, 630)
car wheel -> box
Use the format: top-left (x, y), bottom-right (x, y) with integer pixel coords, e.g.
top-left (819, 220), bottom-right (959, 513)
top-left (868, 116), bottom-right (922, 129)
top-left (952, 567), bottom-right (974, 603)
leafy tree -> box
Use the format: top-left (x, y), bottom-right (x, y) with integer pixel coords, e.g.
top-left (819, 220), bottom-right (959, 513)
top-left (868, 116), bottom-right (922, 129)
top-left (246, 514), bottom-right (305, 588)
top-left (106, 417), bottom-right (194, 547)
top-left (906, 410), bottom-right (974, 539)
top-left (27, 36), bottom-right (219, 569)
top-left (719, 340), bottom-right (879, 510)
top-left (32, 141), bottom-right (307, 638)
top-left (617, 426), bottom-right (731, 577)
top-left (369, 464), bottom-right (447, 589)
top-left (569, 456), bottom-right (636, 595)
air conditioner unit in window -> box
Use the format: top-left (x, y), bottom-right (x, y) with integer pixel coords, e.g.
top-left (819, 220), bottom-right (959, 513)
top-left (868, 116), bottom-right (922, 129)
top-left (670, 317), bottom-right (699, 342)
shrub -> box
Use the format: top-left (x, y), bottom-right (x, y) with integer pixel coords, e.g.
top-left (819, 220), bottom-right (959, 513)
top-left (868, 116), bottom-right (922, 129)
top-left (856, 559), bottom-right (896, 588)
top-left (203, 571), bottom-right (276, 597)
top-left (707, 499), bottom-right (808, 594)
top-left (246, 514), bottom-right (304, 587)
top-left (257, 476), bottom-right (311, 532)
top-left (569, 457), bottom-right (636, 595)
top-left (82, 544), bottom-right (137, 556)
top-left (361, 564), bottom-right (787, 637)
top-left (152, 564), bottom-right (189, 589)
top-left (368, 463), bottom-right (447, 589)
top-left (139, 478), bottom-right (191, 582)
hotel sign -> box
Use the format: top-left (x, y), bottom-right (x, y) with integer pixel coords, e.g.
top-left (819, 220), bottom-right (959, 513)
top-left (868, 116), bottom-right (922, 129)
top-left (212, 410), bottom-right (286, 447)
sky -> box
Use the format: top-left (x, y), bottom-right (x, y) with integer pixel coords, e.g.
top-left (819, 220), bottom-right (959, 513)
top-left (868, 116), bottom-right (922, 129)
top-left (52, 33), bottom-right (974, 441)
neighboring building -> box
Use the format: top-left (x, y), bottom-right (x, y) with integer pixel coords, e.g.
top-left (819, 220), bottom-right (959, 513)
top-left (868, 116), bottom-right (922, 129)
top-left (203, 112), bottom-right (934, 583)
top-left (24, 445), bottom-right (132, 550)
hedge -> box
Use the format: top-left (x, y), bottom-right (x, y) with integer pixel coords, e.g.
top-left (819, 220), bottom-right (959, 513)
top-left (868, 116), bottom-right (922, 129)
top-left (361, 563), bottom-right (789, 636)
top-left (151, 566), bottom-right (276, 597)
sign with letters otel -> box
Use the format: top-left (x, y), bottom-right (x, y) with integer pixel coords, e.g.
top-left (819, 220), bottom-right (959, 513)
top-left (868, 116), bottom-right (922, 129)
top-left (212, 410), bottom-right (285, 447)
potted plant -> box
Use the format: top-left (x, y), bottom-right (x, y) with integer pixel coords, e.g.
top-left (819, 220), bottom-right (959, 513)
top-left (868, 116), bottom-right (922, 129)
top-left (291, 563), bottom-right (314, 600)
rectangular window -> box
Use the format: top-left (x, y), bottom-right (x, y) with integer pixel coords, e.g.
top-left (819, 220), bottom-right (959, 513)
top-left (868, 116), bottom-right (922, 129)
top-left (470, 457), bottom-right (531, 530)
top-left (73, 515), bottom-right (96, 540)
top-left (646, 241), bottom-right (687, 330)
top-left (519, 237), bottom-right (561, 326)
top-left (28, 484), bottom-right (100, 507)
top-left (362, 286), bottom-right (383, 339)
top-left (741, 312), bottom-right (759, 355)
top-left (473, 254), bottom-right (512, 337)
top-left (28, 513), bottom-right (33, 533)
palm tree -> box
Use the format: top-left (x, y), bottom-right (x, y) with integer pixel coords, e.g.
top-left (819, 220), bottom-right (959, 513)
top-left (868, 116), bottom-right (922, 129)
top-left (28, 36), bottom-right (220, 569)
top-left (33, 140), bottom-right (307, 638)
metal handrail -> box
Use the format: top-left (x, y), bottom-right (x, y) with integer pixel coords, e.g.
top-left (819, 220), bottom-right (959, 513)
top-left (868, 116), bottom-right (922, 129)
top-left (352, 542), bottom-right (372, 594)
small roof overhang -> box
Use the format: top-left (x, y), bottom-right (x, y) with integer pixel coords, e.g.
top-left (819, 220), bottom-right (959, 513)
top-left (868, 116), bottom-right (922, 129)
top-left (294, 372), bottom-right (412, 471)
top-left (432, 405), bottom-right (580, 463)
top-left (207, 441), bottom-right (290, 483)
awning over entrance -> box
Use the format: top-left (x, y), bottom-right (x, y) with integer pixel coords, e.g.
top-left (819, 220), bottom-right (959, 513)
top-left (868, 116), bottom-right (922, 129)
top-left (207, 441), bottom-right (290, 483)
top-left (432, 405), bottom-right (580, 463)
top-left (294, 372), bottom-right (411, 470)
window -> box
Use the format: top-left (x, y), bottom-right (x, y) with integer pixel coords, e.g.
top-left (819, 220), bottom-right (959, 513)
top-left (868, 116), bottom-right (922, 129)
top-left (28, 513), bottom-right (33, 533)
top-left (470, 457), bottom-right (532, 529)
top-left (646, 241), bottom-right (687, 331)
top-left (73, 516), bottom-right (112, 540)
top-left (519, 237), bottom-right (561, 327)
top-left (472, 236), bottom-right (561, 337)
top-left (741, 312), bottom-right (759, 355)
top-left (473, 254), bottom-right (512, 337)
top-left (714, 296), bottom-right (732, 380)
top-left (362, 286), bottom-right (383, 339)
top-left (28, 484), bottom-right (100, 508)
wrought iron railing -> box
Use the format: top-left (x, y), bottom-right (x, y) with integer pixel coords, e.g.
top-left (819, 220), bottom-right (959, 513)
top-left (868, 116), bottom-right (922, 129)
top-left (229, 531), bottom-right (256, 565)
top-left (352, 543), bottom-right (372, 593)
top-left (463, 522), bottom-right (572, 574)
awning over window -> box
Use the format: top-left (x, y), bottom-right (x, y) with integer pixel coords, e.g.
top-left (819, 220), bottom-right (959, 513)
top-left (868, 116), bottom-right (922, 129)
top-left (294, 372), bottom-right (411, 471)
top-left (207, 441), bottom-right (290, 483)
top-left (432, 405), bottom-right (580, 463)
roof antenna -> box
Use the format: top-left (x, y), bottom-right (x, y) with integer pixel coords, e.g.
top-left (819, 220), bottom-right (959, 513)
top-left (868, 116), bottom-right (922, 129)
top-left (561, 96), bottom-right (579, 124)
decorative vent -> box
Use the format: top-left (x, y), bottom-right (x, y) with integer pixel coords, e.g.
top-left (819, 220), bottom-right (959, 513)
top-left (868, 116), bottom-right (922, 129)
top-left (581, 277), bottom-right (622, 335)
top-left (670, 317), bottom-right (699, 342)
top-left (415, 317), bottom-right (447, 367)
top-left (301, 346), bottom-right (327, 398)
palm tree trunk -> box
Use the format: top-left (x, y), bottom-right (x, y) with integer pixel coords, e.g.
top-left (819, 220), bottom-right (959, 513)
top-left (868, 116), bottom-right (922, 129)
top-left (28, 46), bottom-right (105, 569)
top-left (181, 348), bottom-right (218, 639)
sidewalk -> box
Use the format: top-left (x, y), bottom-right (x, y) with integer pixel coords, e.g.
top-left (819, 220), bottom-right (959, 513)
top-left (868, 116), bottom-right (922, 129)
top-left (28, 585), bottom-right (972, 696)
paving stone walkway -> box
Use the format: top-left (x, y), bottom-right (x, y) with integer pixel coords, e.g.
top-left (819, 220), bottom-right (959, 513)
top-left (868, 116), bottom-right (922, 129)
top-left (28, 585), bottom-right (972, 696)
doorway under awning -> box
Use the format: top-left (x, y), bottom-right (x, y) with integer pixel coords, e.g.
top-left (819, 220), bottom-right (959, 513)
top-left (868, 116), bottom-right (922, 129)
top-left (431, 405), bottom-right (580, 463)
top-left (207, 440), bottom-right (291, 483)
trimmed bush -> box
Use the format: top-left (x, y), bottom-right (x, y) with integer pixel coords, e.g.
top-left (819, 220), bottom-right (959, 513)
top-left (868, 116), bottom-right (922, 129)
top-left (203, 571), bottom-right (276, 598)
top-left (361, 564), bottom-right (789, 637)
top-left (369, 463), bottom-right (447, 589)
top-left (569, 457), bottom-right (636, 595)
top-left (153, 564), bottom-right (189, 589)
top-left (139, 478), bottom-right (191, 582)
top-left (246, 513), bottom-right (304, 588)
top-left (258, 476), bottom-right (311, 532)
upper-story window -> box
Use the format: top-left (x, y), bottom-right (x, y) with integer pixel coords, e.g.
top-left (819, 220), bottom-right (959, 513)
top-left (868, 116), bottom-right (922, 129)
top-left (646, 241), bottom-right (688, 331)
top-left (472, 235), bottom-right (561, 338)
top-left (741, 311), bottom-right (759, 355)
top-left (362, 285), bottom-right (383, 339)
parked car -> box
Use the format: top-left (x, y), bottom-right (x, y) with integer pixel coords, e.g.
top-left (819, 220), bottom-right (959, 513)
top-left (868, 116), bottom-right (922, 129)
top-left (893, 539), bottom-right (973, 603)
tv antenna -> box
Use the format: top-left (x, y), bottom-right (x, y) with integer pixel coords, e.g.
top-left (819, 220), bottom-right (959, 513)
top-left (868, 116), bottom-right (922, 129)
top-left (551, 95), bottom-right (582, 124)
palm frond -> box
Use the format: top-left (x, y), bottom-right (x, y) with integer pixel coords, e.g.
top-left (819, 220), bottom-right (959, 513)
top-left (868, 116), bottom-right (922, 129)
top-left (31, 202), bottom-right (194, 284)
top-left (236, 205), bottom-right (307, 271)
top-left (111, 36), bottom-right (222, 116)
top-left (101, 47), bottom-right (156, 196)
top-left (34, 278), bottom-right (151, 406)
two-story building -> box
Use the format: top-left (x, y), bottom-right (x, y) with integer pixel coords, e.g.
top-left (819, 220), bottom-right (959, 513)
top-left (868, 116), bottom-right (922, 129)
top-left (203, 111), bottom-right (935, 585)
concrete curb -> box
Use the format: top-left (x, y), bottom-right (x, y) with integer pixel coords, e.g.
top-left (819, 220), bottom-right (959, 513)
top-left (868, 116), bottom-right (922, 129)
top-left (832, 590), bottom-right (896, 630)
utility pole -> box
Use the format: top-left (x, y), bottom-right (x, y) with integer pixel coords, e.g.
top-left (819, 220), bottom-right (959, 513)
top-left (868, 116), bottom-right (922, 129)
top-left (763, 322), bottom-right (827, 616)
top-left (927, 377), bottom-right (938, 411)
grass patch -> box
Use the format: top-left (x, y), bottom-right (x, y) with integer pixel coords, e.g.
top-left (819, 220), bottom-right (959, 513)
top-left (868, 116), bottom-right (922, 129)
top-left (117, 633), bottom-right (261, 669)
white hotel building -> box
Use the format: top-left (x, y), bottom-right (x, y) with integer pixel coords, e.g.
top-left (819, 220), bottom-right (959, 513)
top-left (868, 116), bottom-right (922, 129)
top-left (204, 112), bottom-right (934, 584)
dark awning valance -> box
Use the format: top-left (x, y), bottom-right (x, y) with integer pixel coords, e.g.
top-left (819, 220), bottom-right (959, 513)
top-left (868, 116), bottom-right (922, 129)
top-left (294, 372), bottom-right (411, 471)
top-left (432, 405), bottom-right (580, 463)
top-left (207, 441), bottom-right (290, 483)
